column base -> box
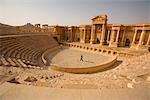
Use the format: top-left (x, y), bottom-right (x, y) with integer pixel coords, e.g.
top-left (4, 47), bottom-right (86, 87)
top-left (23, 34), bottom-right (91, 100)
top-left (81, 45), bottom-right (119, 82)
top-left (99, 42), bottom-right (103, 46)
top-left (80, 41), bottom-right (85, 43)
top-left (136, 44), bottom-right (149, 50)
top-left (119, 41), bottom-right (125, 47)
top-left (100, 41), bottom-right (106, 46)
top-left (107, 41), bottom-right (110, 44)
top-left (131, 44), bottom-right (149, 51)
top-left (130, 44), bottom-right (137, 49)
top-left (109, 42), bottom-right (118, 47)
top-left (90, 40), bottom-right (96, 44)
top-left (68, 40), bottom-right (73, 42)
top-left (85, 39), bottom-right (90, 43)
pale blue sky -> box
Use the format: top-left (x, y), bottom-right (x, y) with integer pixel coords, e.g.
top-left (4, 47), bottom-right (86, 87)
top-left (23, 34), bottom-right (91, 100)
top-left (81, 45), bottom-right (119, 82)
top-left (149, 0), bottom-right (150, 21)
top-left (0, 0), bottom-right (150, 26)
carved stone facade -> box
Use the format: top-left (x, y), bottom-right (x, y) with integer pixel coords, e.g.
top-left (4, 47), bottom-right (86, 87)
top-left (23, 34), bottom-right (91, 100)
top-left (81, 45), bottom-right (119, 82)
top-left (90, 15), bottom-right (107, 45)
top-left (1, 15), bottom-right (149, 50)
top-left (130, 24), bottom-right (150, 50)
top-left (47, 25), bottom-right (79, 42)
top-left (67, 26), bottom-right (80, 42)
top-left (37, 15), bottom-right (150, 50)
top-left (78, 15), bottom-right (150, 50)
top-left (79, 25), bottom-right (91, 43)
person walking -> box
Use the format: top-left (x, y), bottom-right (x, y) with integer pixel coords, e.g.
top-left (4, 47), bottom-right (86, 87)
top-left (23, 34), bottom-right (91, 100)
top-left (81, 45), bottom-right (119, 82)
top-left (80, 55), bottom-right (83, 61)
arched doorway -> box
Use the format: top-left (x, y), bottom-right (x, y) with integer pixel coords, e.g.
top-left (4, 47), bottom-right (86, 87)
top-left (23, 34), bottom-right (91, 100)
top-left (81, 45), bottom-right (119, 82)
top-left (97, 38), bottom-right (100, 43)
top-left (125, 39), bottom-right (130, 47)
top-left (77, 38), bottom-right (80, 42)
top-left (66, 37), bottom-right (69, 41)
top-left (53, 37), bottom-right (58, 42)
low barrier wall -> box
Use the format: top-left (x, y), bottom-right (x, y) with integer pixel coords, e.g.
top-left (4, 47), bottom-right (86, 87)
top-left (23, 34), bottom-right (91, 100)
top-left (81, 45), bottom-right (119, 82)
top-left (51, 56), bottom-right (117, 74)
top-left (41, 46), bottom-right (61, 65)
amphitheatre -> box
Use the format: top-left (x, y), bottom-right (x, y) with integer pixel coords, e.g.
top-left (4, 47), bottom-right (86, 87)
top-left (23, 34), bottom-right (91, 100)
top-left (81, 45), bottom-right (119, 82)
top-left (0, 15), bottom-right (150, 100)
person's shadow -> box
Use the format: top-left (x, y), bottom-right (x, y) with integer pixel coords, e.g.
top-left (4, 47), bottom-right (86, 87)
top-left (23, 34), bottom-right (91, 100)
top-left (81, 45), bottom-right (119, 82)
top-left (84, 60), bottom-right (94, 63)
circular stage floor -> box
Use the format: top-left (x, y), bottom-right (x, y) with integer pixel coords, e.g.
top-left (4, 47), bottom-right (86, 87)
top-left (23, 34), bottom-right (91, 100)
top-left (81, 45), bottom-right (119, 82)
top-left (48, 48), bottom-right (117, 73)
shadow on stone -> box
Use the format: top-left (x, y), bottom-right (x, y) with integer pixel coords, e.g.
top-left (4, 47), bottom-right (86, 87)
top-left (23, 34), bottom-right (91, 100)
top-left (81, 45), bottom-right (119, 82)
top-left (93, 60), bottom-right (123, 74)
top-left (8, 78), bottom-right (20, 84)
top-left (84, 60), bottom-right (94, 63)
top-left (24, 76), bottom-right (37, 82)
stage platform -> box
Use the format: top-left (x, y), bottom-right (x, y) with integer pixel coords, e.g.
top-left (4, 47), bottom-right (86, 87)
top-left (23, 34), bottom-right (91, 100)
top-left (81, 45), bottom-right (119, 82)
top-left (48, 48), bottom-right (117, 74)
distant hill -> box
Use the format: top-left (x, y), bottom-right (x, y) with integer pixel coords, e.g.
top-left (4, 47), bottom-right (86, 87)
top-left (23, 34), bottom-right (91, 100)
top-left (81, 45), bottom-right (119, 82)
top-left (0, 23), bottom-right (36, 35)
top-left (0, 23), bottom-right (16, 34)
top-left (19, 23), bottom-right (36, 32)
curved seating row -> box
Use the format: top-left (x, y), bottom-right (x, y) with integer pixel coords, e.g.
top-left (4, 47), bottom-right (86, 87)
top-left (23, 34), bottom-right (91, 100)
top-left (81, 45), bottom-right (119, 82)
top-left (0, 34), bottom-right (59, 69)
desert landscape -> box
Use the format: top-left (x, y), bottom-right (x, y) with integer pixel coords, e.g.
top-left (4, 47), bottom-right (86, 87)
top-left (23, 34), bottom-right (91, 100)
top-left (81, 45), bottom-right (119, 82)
top-left (0, 0), bottom-right (150, 100)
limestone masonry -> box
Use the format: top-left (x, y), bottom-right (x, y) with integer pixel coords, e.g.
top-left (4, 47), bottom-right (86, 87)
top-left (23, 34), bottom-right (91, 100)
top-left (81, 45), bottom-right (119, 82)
top-left (0, 14), bottom-right (150, 100)
top-left (1, 15), bottom-right (150, 50)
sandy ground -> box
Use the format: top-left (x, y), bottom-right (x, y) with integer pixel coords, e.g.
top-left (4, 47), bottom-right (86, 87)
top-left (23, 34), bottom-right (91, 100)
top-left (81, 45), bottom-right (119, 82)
top-left (0, 49), bottom-right (149, 90)
top-left (48, 48), bottom-right (111, 68)
top-left (0, 82), bottom-right (149, 100)
top-left (0, 48), bottom-right (150, 100)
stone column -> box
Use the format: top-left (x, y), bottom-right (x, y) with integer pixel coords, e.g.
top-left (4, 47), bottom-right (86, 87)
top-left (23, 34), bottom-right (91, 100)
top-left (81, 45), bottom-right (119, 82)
top-left (146, 34), bottom-right (150, 46)
top-left (120, 29), bottom-right (126, 47)
top-left (136, 30), bottom-right (146, 49)
top-left (100, 24), bottom-right (106, 46)
top-left (138, 30), bottom-right (146, 46)
top-left (132, 29), bottom-right (138, 45)
top-left (115, 28), bottom-right (120, 43)
top-left (72, 29), bottom-right (75, 42)
top-left (107, 30), bottom-right (111, 43)
top-left (71, 29), bottom-right (73, 42)
top-left (80, 29), bottom-right (82, 43)
top-left (130, 29), bottom-right (138, 49)
top-left (109, 29), bottom-right (115, 47)
top-left (86, 29), bottom-right (90, 43)
top-left (66, 30), bottom-right (69, 42)
top-left (65, 29), bottom-right (67, 42)
top-left (83, 29), bottom-right (86, 43)
top-left (69, 29), bottom-right (73, 42)
top-left (90, 25), bottom-right (96, 44)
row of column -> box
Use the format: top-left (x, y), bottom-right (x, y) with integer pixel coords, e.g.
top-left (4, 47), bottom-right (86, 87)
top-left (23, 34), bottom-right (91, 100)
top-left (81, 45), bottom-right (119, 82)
top-left (131, 29), bottom-right (150, 49)
top-left (90, 24), bottom-right (121, 47)
top-left (83, 24), bottom-right (149, 50)
top-left (109, 28), bottom-right (120, 47)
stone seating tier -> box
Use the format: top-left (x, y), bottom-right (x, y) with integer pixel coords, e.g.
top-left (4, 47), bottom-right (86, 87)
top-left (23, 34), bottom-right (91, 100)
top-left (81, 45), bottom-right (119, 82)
top-left (0, 34), bottom-right (59, 69)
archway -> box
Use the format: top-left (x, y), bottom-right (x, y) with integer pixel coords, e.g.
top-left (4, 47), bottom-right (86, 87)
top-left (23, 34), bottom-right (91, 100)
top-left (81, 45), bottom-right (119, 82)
top-left (66, 37), bottom-right (69, 41)
top-left (77, 38), bottom-right (80, 42)
top-left (125, 39), bottom-right (130, 47)
top-left (96, 38), bottom-right (100, 43)
top-left (53, 37), bottom-right (58, 42)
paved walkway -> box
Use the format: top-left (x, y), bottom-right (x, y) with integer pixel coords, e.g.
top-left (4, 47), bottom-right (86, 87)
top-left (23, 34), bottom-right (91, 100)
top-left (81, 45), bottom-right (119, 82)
top-left (0, 82), bottom-right (149, 100)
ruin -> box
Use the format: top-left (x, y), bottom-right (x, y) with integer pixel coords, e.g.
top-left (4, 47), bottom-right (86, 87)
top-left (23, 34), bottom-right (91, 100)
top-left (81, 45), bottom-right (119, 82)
top-left (0, 15), bottom-right (150, 100)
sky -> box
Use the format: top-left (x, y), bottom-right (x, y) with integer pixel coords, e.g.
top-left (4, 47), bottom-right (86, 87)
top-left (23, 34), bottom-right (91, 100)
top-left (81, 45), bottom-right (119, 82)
top-left (0, 0), bottom-right (150, 26)
top-left (149, 0), bottom-right (150, 21)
